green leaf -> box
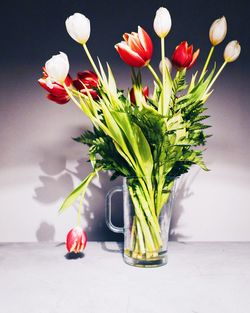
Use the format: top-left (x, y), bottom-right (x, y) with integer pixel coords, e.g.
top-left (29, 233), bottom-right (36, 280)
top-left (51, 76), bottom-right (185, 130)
top-left (59, 170), bottom-right (98, 213)
top-left (107, 63), bottom-right (117, 96)
top-left (111, 110), bottom-right (153, 178)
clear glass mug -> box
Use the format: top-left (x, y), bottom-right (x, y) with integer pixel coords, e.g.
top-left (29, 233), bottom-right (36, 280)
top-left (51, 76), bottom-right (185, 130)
top-left (105, 177), bottom-right (175, 267)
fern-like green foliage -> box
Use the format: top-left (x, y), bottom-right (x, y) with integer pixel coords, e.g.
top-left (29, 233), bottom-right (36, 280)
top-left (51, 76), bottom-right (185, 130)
top-left (60, 61), bottom-right (215, 213)
top-left (74, 127), bottom-right (131, 179)
top-left (75, 67), bottom-right (213, 189)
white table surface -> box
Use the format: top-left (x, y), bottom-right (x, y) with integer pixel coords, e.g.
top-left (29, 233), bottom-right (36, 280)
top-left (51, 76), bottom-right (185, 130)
top-left (0, 242), bottom-right (249, 313)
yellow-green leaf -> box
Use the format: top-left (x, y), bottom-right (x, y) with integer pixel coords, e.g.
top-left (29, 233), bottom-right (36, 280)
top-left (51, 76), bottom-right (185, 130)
top-left (59, 170), bottom-right (98, 213)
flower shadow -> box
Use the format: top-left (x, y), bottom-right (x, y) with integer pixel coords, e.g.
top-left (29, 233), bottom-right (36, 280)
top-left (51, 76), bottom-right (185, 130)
top-left (36, 221), bottom-right (55, 242)
top-left (34, 131), bottom-right (200, 243)
top-left (100, 241), bottom-right (123, 254)
top-left (169, 170), bottom-right (199, 241)
top-left (34, 139), bottom-right (123, 241)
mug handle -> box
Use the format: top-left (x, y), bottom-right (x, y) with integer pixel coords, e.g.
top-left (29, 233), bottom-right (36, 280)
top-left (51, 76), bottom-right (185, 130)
top-left (105, 186), bottom-right (124, 233)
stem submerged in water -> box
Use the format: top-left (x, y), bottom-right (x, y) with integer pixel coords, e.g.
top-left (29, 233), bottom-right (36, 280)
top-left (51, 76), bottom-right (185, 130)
top-left (125, 177), bottom-right (175, 260)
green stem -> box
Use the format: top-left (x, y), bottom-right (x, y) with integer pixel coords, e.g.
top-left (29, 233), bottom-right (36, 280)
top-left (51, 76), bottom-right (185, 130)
top-left (160, 37), bottom-right (166, 116)
top-left (135, 184), bottom-right (160, 234)
top-left (63, 83), bottom-right (82, 110)
top-left (199, 46), bottom-right (215, 82)
top-left (131, 67), bottom-right (137, 85)
top-left (129, 180), bottom-right (164, 254)
top-left (206, 61), bottom-right (227, 93)
top-left (77, 190), bottom-right (85, 226)
top-left (82, 44), bottom-right (102, 80)
top-left (130, 217), bottom-right (137, 251)
top-left (129, 186), bottom-right (156, 252)
top-left (63, 84), bottom-right (98, 126)
top-left (136, 217), bottom-right (146, 254)
top-left (156, 166), bottom-right (164, 215)
top-left (138, 177), bottom-right (155, 214)
top-left (147, 63), bottom-right (162, 88)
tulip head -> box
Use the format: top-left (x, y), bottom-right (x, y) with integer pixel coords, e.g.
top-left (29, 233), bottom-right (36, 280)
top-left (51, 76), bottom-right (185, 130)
top-left (73, 70), bottom-right (99, 99)
top-left (172, 41), bottom-right (200, 70)
top-left (130, 86), bottom-right (149, 104)
top-left (45, 52), bottom-right (69, 85)
top-left (115, 26), bottom-right (153, 67)
top-left (159, 57), bottom-right (172, 74)
top-left (65, 13), bottom-right (90, 44)
top-left (209, 16), bottom-right (227, 46)
top-left (66, 226), bottom-right (87, 253)
top-left (224, 40), bottom-right (241, 62)
top-left (153, 7), bottom-right (172, 38)
top-left (38, 67), bottom-right (72, 104)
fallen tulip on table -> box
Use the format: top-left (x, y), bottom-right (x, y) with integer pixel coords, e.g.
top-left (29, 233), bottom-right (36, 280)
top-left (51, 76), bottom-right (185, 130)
top-left (66, 226), bottom-right (87, 253)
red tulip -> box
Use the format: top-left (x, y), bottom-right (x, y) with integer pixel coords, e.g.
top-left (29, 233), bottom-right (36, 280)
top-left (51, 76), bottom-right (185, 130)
top-left (130, 86), bottom-right (149, 104)
top-left (172, 41), bottom-right (200, 70)
top-left (115, 26), bottom-right (153, 67)
top-left (73, 70), bottom-right (99, 99)
top-left (38, 67), bottom-right (72, 104)
top-left (66, 226), bottom-right (87, 253)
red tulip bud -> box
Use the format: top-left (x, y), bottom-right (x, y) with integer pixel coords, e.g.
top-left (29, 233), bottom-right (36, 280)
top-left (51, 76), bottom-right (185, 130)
top-left (66, 226), bottom-right (87, 253)
top-left (115, 26), bottom-right (153, 67)
top-left (130, 86), bottom-right (149, 104)
top-left (73, 70), bottom-right (99, 99)
top-left (172, 41), bottom-right (200, 70)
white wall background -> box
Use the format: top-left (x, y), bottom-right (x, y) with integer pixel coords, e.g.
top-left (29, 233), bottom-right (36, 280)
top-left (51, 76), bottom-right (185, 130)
top-left (0, 65), bottom-right (249, 242)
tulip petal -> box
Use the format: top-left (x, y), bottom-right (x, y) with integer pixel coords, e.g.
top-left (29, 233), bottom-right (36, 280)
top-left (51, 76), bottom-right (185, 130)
top-left (77, 71), bottom-right (98, 87)
top-left (70, 241), bottom-right (77, 253)
top-left (153, 7), bottom-right (172, 38)
top-left (172, 44), bottom-right (189, 68)
top-left (77, 70), bottom-right (98, 81)
top-left (66, 13), bottom-right (90, 44)
top-left (209, 17), bottom-right (227, 46)
top-left (138, 26), bottom-right (153, 60)
top-left (65, 74), bottom-right (73, 87)
top-left (115, 42), bottom-right (146, 67)
top-left (128, 34), bottom-right (148, 61)
top-left (39, 78), bottom-right (66, 96)
top-left (130, 86), bottom-right (149, 104)
top-left (143, 86), bottom-right (149, 98)
top-left (183, 45), bottom-right (193, 67)
top-left (123, 33), bottom-right (129, 42)
top-left (187, 48), bottom-right (200, 69)
top-left (66, 227), bottom-right (87, 253)
top-left (224, 40), bottom-right (241, 62)
top-left (47, 94), bottom-right (70, 104)
top-left (45, 52), bottom-right (69, 83)
top-left (172, 41), bottom-right (197, 69)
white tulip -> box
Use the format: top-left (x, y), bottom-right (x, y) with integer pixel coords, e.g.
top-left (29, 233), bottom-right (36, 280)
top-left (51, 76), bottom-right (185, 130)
top-left (65, 13), bottom-right (90, 44)
top-left (159, 57), bottom-right (172, 74)
top-left (153, 7), bottom-right (172, 38)
top-left (209, 16), bottom-right (227, 46)
top-left (224, 40), bottom-right (241, 62)
top-left (45, 52), bottom-right (69, 84)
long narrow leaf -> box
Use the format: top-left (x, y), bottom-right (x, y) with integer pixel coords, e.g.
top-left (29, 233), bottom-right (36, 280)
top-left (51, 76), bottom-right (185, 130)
top-left (59, 169), bottom-right (99, 213)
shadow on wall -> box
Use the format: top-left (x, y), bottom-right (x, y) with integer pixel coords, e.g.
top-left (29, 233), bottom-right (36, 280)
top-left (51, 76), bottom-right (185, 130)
top-left (169, 170), bottom-right (199, 241)
top-left (34, 147), bottom-right (123, 242)
top-left (34, 139), bottom-right (200, 242)
top-left (36, 221), bottom-right (55, 242)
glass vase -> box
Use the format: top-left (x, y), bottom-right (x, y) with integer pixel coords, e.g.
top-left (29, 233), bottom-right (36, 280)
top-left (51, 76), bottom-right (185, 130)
top-left (105, 177), bottom-right (175, 267)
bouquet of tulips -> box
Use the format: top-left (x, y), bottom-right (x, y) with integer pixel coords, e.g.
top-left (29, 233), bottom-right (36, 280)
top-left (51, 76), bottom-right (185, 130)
top-left (39, 7), bottom-right (240, 257)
